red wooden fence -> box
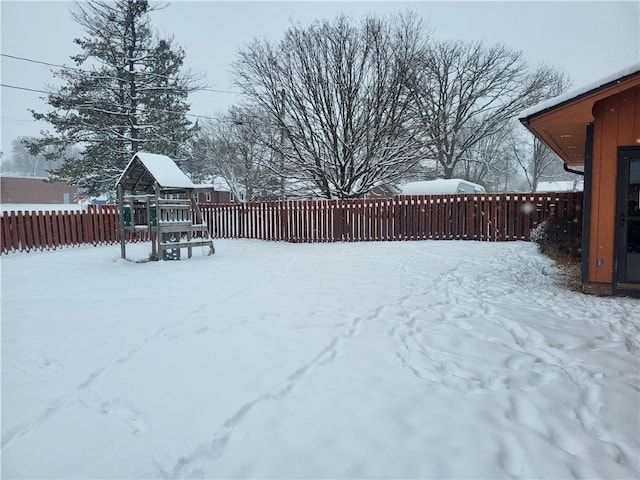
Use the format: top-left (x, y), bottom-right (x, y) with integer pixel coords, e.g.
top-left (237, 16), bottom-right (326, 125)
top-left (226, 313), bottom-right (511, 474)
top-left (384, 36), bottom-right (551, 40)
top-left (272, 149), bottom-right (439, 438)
top-left (1, 192), bottom-right (582, 254)
top-left (1, 205), bottom-right (123, 254)
top-left (200, 192), bottom-right (582, 242)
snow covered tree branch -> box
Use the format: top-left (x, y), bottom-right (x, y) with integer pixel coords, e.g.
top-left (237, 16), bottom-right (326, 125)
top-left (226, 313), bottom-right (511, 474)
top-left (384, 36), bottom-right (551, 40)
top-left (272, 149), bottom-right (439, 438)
top-left (232, 14), bottom-right (430, 199)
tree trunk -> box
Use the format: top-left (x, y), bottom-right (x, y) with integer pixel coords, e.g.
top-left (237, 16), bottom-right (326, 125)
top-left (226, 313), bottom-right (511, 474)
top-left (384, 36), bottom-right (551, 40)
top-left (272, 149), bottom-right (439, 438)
top-left (443, 165), bottom-right (455, 179)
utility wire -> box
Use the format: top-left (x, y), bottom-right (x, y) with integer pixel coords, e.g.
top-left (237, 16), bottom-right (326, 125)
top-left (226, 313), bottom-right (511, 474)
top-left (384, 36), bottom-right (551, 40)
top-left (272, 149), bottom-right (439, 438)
top-left (0, 83), bottom-right (48, 95)
top-left (0, 53), bottom-right (242, 95)
top-left (1, 54), bottom-right (279, 127)
top-left (1, 53), bottom-right (72, 71)
top-left (0, 83), bottom-right (231, 122)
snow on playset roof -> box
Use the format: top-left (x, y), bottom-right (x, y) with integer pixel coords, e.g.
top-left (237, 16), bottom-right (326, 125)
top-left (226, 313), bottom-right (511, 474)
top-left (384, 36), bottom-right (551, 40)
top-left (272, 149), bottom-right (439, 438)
top-left (400, 179), bottom-right (486, 195)
top-left (116, 152), bottom-right (213, 193)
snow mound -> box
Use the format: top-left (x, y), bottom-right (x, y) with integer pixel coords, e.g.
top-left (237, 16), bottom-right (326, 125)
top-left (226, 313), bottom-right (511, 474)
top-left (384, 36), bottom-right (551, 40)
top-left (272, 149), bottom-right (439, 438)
top-left (401, 178), bottom-right (486, 195)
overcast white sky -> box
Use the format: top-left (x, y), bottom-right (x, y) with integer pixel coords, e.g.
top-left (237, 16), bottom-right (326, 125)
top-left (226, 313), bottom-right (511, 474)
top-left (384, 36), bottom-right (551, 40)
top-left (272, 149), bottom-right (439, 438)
top-left (1, 0), bottom-right (639, 158)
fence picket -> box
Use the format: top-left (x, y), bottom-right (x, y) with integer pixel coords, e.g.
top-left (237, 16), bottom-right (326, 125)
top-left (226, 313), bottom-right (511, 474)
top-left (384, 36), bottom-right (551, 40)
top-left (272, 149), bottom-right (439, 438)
top-left (18, 212), bottom-right (27, 251)
top-left (34, 211), bottom-right (44, 250)
top-left (55, 212), bottom-right (64, 246)
top-left (61, 212), bottom-right (71, 246)
top-left (1, 214), bottom-right (6, 253)
top-left (31, 212), bottom-right (42, 251)
top-left (42, 211), bottom-right (52, 249)
top-left (10, 213), bottom-right (19, 251)
top-left (73, 210), bottom-right (81, 243)
top-left (0, 214), bottom-right (4, 253)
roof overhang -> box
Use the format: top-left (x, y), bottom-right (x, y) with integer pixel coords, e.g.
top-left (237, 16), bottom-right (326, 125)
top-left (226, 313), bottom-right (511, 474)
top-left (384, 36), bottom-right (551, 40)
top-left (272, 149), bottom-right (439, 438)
top-left (519, 64), bottom-right (640, 168)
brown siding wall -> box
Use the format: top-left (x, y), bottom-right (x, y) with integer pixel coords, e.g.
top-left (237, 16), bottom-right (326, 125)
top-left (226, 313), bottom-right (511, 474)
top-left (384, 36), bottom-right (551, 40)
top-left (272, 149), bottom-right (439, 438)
top-left (590, 86), bottom-right (640, 284)
top-left (1, 177), bottom-right (77, 204)
top-left (194, 190), bottom-right (232, 203)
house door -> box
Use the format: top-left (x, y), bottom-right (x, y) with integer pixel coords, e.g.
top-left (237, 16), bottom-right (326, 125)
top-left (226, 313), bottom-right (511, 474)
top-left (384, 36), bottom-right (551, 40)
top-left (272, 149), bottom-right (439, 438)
top-left (616, 147), bottom-right (640, 291)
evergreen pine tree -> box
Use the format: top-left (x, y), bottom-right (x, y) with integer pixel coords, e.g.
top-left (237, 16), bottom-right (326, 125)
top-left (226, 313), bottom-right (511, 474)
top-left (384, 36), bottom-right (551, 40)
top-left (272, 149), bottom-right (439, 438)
top-left (28, 0), bottom-right (197, 195)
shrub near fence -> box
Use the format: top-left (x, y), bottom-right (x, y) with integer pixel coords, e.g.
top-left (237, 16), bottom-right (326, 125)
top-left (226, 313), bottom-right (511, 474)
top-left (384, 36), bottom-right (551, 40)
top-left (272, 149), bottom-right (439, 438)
top-left (1, 192), bottom-right (583, 254)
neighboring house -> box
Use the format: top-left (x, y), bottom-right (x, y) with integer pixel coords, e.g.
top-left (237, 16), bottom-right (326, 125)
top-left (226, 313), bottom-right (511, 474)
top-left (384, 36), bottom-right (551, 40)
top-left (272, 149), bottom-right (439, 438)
top-left (192, 176), bottom-right (240, 203)
top-left (520, 64), bottom-right (640, 297)
top-left (194, 190), bottom-right (233, 204)
top-left (0, 176), bottom-right (77, 204)
top-left (160, 176), bottom-right (232, 204)
top-left (535, 180), bottom-right (584, 192)
top-left (399, 178), bottom-right (486, 195)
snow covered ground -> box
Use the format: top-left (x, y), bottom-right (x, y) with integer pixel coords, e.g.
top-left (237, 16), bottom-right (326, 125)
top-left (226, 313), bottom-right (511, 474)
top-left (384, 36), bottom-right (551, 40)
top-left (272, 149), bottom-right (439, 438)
top-left (1, 239), bottom-right (639, 479)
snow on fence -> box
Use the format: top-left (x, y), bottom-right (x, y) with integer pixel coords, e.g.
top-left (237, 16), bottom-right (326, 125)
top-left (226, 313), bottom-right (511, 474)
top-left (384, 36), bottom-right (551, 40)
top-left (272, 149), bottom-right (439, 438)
top-left (1, 192), bottom-right (582, 253)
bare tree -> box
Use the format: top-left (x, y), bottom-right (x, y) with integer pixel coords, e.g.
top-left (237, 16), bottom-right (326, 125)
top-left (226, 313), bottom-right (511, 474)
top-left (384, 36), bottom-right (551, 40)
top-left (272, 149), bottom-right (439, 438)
top-left (2, 138), bottom-right (49, 177)
top-left (454, 121), bottom-right (520, 192)
top-left (195, 107), bottom-right (281, 202)
top-left (232, 14), bottom-right (429, 199)
top-left (409, 40), bottom-right (566, 179)
top-left (1, 137), bottom-right (67, 177)
top-left (510, 134), bottom-right (572, 192)
top-left (510, 73), bottom-right (573, 191)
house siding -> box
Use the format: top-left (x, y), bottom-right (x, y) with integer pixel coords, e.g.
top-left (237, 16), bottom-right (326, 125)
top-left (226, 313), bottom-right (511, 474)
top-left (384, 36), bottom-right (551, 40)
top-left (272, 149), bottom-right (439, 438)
top-left (195, 190), bottom-right (233, 203)
top-left (1, 177), bottom-right (77, 204)
top-left (589, 86), bottom-right (640, 284)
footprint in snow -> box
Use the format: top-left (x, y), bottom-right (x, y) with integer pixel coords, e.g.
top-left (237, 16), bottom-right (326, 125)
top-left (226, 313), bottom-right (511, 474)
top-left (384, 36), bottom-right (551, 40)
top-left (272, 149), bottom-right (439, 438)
top-left (99, 398), bottom-right (150, 435)
top-left (11, 356), bottom-right (63, 373)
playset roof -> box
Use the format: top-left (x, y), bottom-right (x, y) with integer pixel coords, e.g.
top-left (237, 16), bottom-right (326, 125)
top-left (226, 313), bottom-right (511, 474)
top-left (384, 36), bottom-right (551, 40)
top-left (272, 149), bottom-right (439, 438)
top-left (116, 152), bottom-right (213, 193)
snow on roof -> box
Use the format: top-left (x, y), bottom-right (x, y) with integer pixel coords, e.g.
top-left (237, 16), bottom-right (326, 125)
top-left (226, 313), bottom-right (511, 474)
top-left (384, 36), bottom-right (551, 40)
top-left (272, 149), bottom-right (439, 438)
top-left (401, 179), bottom-right (485, 195)
top-left (535, 180), bottom-right (584, 192)
top-left (211, 176), bottom-right (233, 192)
top-left (116, 152), bottom-right (213, 190)
top-left (418, 159), bottom-right (438, 169)
top-left (133, 152), bottom-right (196, 188)
top-left (519, 63), bottom-right (640, 119)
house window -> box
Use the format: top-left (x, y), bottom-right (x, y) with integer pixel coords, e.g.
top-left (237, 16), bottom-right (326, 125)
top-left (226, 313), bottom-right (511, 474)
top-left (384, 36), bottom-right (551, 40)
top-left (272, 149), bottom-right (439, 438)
top-left (164, 193), bottom-right (185, 200)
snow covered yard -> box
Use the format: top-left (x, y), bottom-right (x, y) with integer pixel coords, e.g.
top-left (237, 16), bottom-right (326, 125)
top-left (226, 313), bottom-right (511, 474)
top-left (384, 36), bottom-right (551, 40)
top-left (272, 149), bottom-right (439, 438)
top-left (1, 239), bottom-right (638, 479)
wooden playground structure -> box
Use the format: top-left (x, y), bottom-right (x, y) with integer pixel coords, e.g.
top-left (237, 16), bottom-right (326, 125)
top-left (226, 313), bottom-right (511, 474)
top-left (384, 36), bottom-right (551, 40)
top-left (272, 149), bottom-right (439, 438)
top-left (116, 152), bottom-right (215, 261)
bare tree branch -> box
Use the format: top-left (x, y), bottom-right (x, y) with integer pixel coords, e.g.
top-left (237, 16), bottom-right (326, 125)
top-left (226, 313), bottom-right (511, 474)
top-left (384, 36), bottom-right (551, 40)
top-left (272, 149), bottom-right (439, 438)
top-left (233, 14), bottom-right (429, 199)
top-left (409, 39), bottom-right (567, 179)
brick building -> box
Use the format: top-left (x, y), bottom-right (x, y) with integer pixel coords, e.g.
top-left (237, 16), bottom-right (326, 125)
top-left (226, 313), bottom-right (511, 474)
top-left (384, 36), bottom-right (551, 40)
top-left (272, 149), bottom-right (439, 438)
top-left (0, 176), bottom-right (78, 204)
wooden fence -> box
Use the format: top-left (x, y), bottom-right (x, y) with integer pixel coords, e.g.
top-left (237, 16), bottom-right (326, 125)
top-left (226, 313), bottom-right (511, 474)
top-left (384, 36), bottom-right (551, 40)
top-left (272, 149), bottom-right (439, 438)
top-left (1, 206), bottom-right (120, 254)
top-left (1, 192), bottom-right (582, 254)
